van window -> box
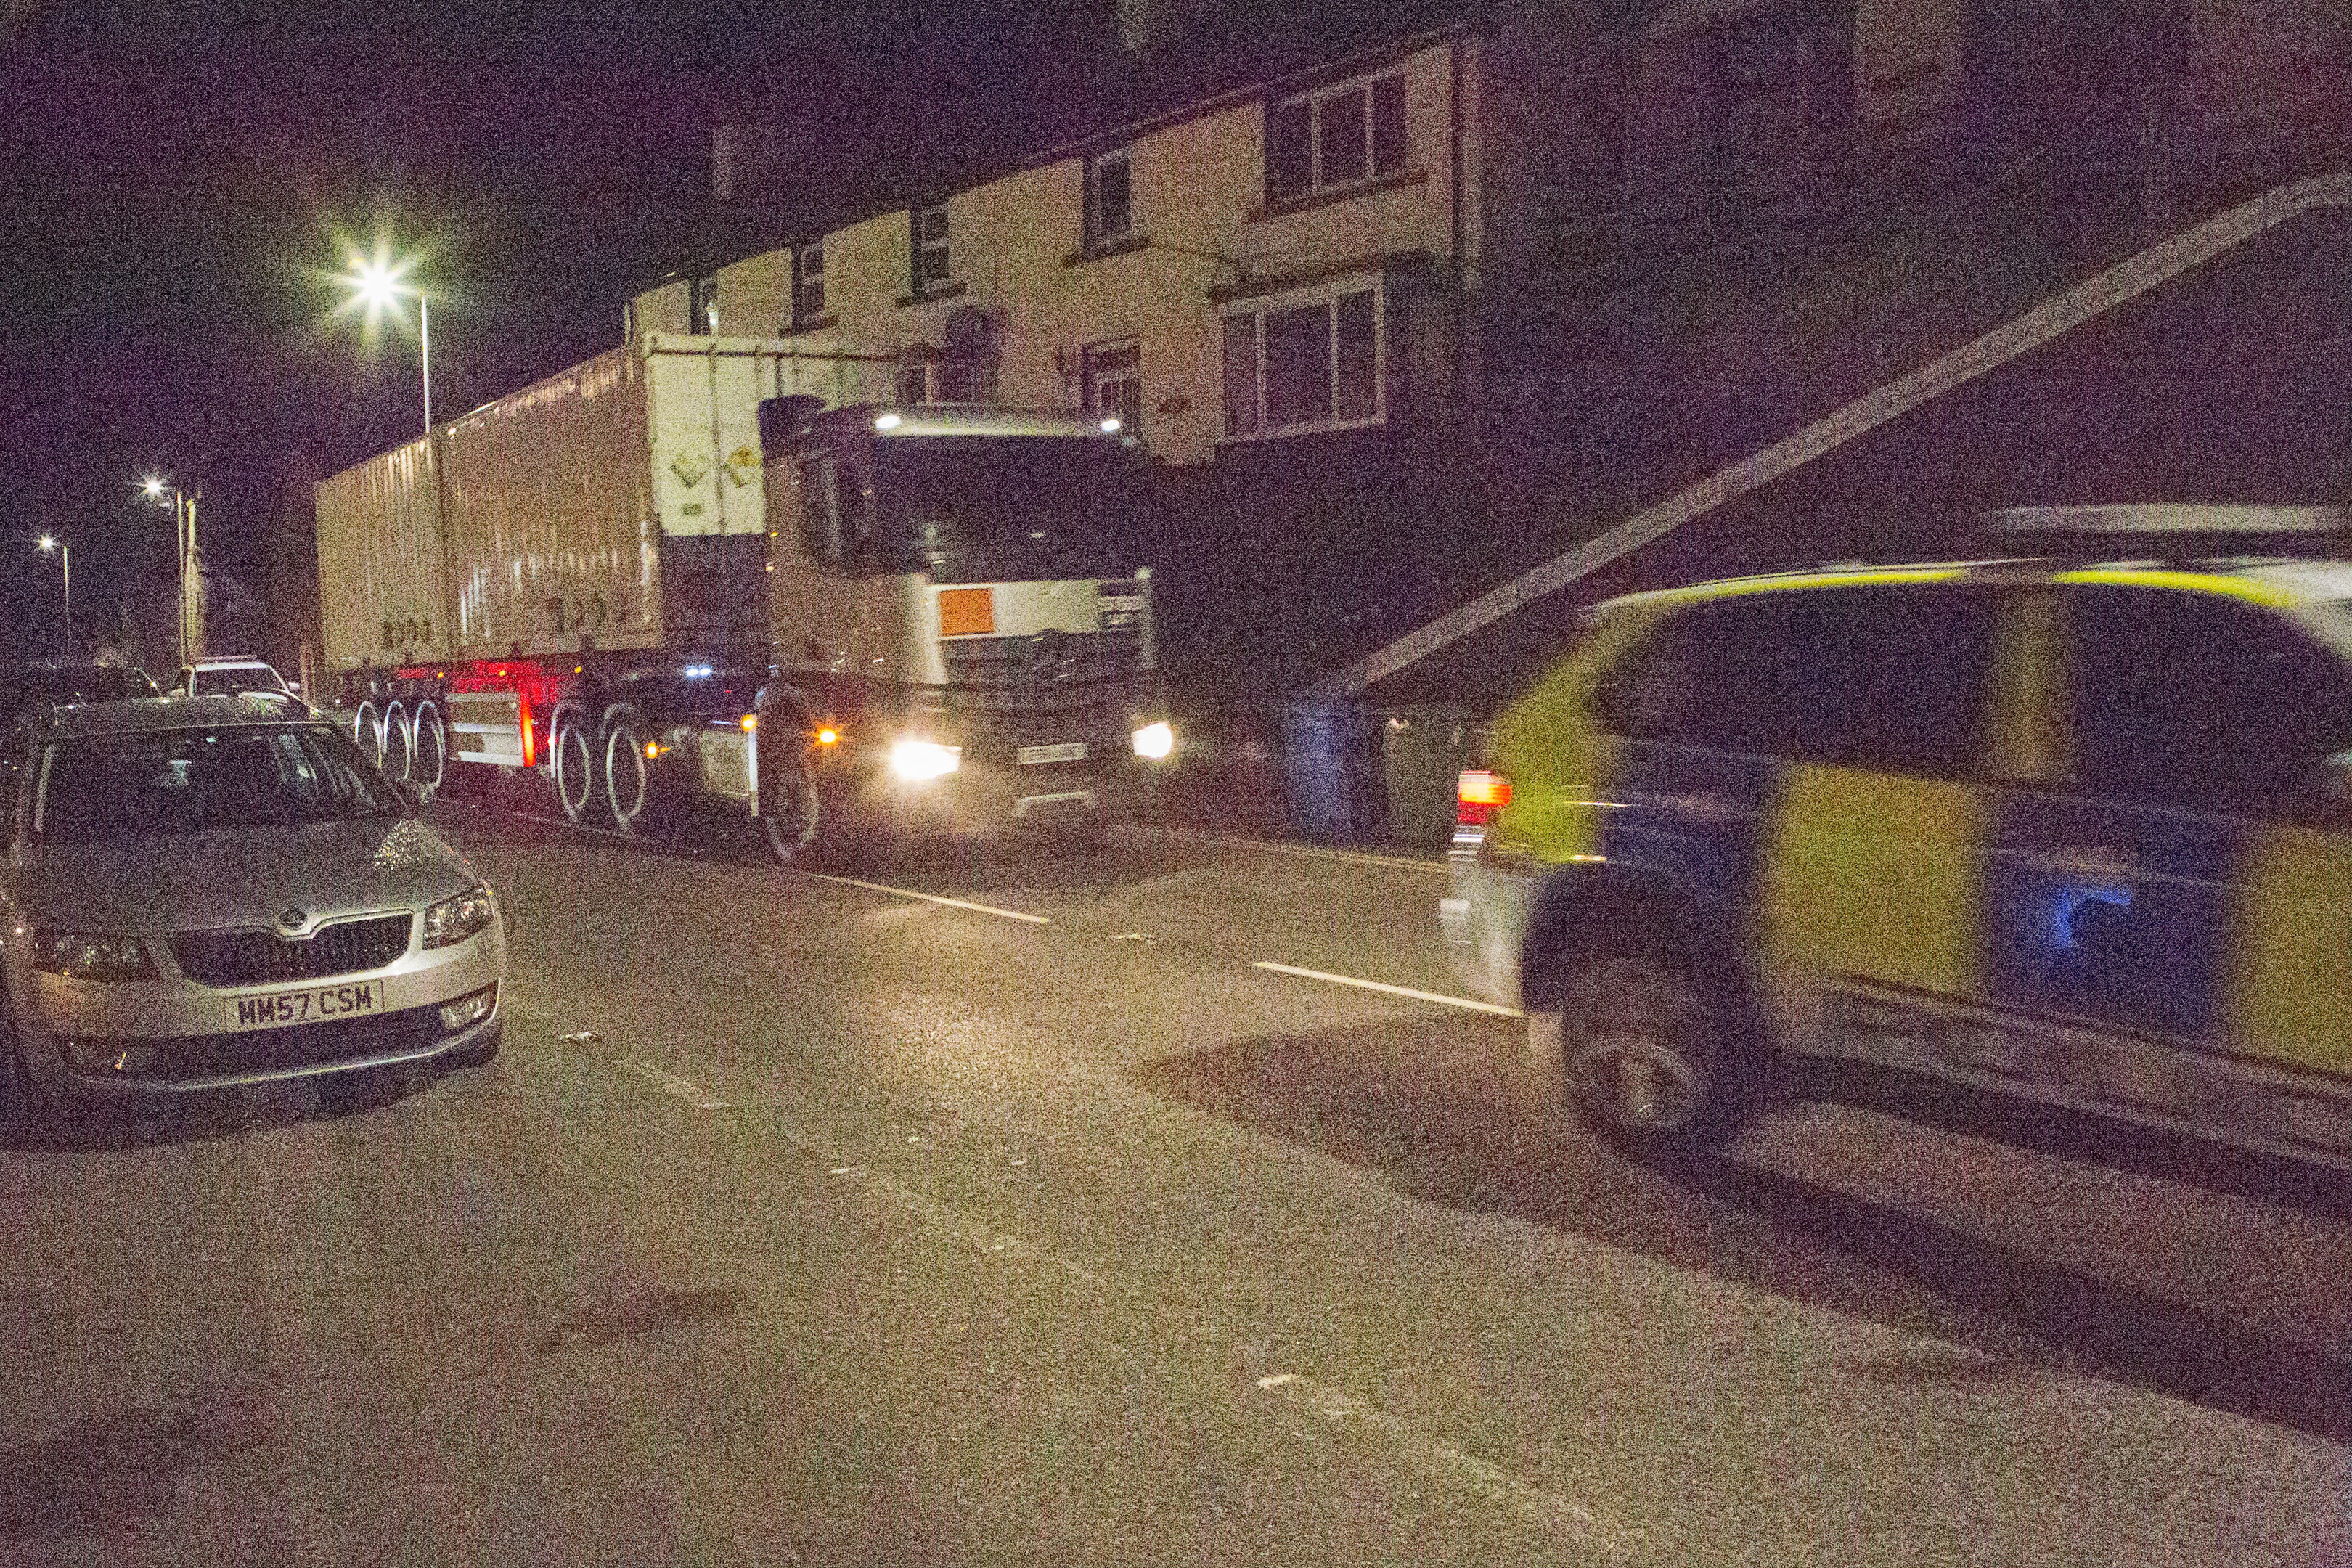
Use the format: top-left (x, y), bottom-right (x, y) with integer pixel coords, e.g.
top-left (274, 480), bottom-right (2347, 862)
top-left (1599, 585), bottom-right (1999, 776)
top-left (2067, 587), bottom-right (2352, 817)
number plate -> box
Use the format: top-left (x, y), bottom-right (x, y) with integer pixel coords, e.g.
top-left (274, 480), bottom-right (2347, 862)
top-left (1017, 742), bottom-right (1088, 766)
top-left (227, 979), bottom-right (386, 1032)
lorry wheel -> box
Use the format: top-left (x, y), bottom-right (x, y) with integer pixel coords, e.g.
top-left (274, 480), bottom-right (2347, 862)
top-left (759, 723), bottom-right (839, 866)
top-left (354, 701), bottom-right (383, 767)
top-left (601, 706), bottom-right (653, 836)
top-left (1537, 945), bottom-right (1759, 1165)
top-left (553, 718), bottom-right (596, 825)
top-left (411, 701), bottom-right (446, 797)
top-left (383, 703), bottom-right (414, 783)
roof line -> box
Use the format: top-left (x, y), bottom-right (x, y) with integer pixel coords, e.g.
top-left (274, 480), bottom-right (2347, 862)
top-left (1319, 171), bottom-right (2352, 698)
top-left (1016, 21), bottom-right (1474, 175)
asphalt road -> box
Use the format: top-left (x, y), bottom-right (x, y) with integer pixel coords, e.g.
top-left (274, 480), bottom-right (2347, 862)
top-left (4, 799), bottom-right (2351, 1566)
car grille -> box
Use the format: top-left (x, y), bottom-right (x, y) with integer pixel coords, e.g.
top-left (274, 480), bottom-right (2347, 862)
top-left (169, 913), bottom-right (414, 987)
top-left (939, 626), bottom-right (1146, 699)
top-left (79, 1003), bottom-right (451, 1082)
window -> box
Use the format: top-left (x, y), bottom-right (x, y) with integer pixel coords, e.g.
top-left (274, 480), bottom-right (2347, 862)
top-left (1221, 284), bottom-right (1383, 438)
top-left (1084, 150), bottom-right (1132, 249)
top-left (2067, 587), bottom-right (2352, 817)
top-left (911, 203), bottom-right (951, 294)
top-left (1265, 70), bottom-right (1409, 204)
top-left (792, 238), bottom-right (825, 325)
top-left (35, 725), bottom-right (399, 843)
top-left (1597, 587), bottom-right (1999, 776)
top-left (1082, 340), bottom-right (1142, 436)
top-left (687, 273), bottom-right (718, 334)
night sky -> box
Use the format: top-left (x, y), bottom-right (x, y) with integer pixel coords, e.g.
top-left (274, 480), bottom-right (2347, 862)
top-left (0, 0), bottom-right (1112, 662)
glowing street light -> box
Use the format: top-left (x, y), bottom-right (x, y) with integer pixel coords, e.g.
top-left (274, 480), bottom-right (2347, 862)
top-left (139, 473), bottom-right (199, 669)
top-left (36, 534), bottom-right (68, 653)
top-left (342, 254), bottom-right (432, 434)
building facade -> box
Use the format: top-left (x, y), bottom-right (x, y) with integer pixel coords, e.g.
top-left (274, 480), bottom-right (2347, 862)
top-left (631, 0), bottom-right (2346, 687)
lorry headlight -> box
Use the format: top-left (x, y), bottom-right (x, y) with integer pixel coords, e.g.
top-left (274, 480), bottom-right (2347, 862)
top-left (888, 739), bottom-right (961, 781)
top-left (1130, 721), bottom-right (1174, 761)
top-left (422, 886), bottom-right (498, 950)
top-left (34, 932), bottom-right (158, 981)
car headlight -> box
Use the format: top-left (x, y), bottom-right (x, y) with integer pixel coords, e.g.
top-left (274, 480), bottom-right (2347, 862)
top-left (34, 932), bottom-right (158, 981)
top-left (888, 738), bottom-right (961, 781)
top-left (1131, 720), bottom-right (1175, 761)
top-left (422, 886), bottom-right (498, 950)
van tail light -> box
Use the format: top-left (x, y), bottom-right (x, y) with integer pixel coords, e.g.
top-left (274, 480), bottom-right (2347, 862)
top-left (1457, 769), bottom-right (1511, 826)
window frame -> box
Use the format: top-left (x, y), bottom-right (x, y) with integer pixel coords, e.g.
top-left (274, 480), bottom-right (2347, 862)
top-left (1264, 68), bottom-right (1410, 206)
top-left (791, 237), bottom-right (827, 327)
top-left (1082, 148), bottom-right (1134, 251)
top-left (1081, 338), bottom-right (1143, 437)
top-left (1218, 277), bottom-right (1388, 441)
top-left (910, 203), bottom-right (952, 297)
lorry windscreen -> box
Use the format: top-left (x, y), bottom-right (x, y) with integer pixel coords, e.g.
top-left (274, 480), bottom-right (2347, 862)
top-left (867, 436), bottom-right (1138, 571)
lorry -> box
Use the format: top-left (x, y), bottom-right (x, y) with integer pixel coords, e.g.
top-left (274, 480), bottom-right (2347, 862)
top-left (314, 332), bottom-right (1169, 862)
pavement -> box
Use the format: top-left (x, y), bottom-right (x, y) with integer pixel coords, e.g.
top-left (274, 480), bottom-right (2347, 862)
top-left (2, 798), bottom-right (2349, 1566)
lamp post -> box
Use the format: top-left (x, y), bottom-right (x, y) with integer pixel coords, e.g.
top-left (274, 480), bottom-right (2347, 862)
top-left (36, 535), bottom-right (68, 654)
top-left (344, 258), bottom-right (432, 435)
top-left (140, 474), bottom-right (197, 670)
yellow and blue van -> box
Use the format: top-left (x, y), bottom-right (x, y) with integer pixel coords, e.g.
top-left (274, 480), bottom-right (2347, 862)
top-left (1441, 506), bottom-right (2352, 1164)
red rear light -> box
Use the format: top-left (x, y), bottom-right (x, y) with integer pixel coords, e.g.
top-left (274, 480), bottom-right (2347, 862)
top-left (1457, 769), bottom-right (1511, 826)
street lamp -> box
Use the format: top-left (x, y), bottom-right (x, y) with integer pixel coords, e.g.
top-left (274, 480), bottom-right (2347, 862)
top-left (36, 535), bottom-right (68, 655)
top-left (139, 473), bottom-right (197, 670)
top-left (343, 256), bottom-right (432, 435)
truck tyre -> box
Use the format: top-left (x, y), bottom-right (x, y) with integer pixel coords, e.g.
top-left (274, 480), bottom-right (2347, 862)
top-left (354, 701), bottom-right (383, 768)
top-left (601, 706), bottom-right (654, 836)
top-left (411, 701), bottom-right (446, 797)
top-left (552, 716), bottom-right (597, 825)
top-left (383, 703), bottom-right (414, 783)
top-left (1524, 932), bottom-right (1760, 1166)
top-left (759, 715), bottom-right (860, 867)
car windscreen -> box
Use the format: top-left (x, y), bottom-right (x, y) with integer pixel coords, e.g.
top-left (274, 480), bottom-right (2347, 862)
top-left (867, 436), bottom-right (1140, 561)
top-left (193, 667), bottom-right (283, 696)
top-left (31, 724), bottom-right (399, 843)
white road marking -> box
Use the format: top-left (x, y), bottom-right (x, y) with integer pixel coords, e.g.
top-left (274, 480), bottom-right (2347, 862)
top-left (817, 1148), bottom-right (1636, 1555)
top-left (502, 979), bottom-right (1641, 1551)
top-left (618, 1057), bottom-right (732, 1110)
top-left (1254, 1373), bottom-right (1646, 1558)
top-left (1116, 822), bottom-right (1445, 875)
top-left (804, 873), bottom-right (1053, 925)
top-left (1253, 960), bottom-right (1524, 1018)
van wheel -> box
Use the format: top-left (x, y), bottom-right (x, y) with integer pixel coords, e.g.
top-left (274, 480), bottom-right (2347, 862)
top-left (354, 701), bottom-right (383, 767)
top-left (1538, 948), bottom-right (1757, 1163)
top-left (759, 724), bottom-right (825, 865)
top-left (383, 702), bottom-right (414, 783)
top-left (602, 707), bottom-right (653, 835)
top-left (411, 701), bottom-right (446, 797)
top-left (552, 717), bottom-right (596, 825)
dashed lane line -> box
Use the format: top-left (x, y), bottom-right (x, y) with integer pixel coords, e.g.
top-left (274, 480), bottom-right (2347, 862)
top-left (499, 994), bottom-right (1642, 1557)
top-left (1252, 960), bottom-right (1524, 1018)
top-left (1116, 822), bottom-right (1447, 875)
top-left (801, 872), bottom-right (1053, 925)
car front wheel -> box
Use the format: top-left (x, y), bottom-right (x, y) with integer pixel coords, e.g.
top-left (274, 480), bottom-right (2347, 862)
top-left (1532, 947), bottom-right (1759, 1163)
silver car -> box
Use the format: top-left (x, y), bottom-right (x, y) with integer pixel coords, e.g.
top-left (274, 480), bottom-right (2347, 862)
top-left (1, 697), bottom-right (505, 1109)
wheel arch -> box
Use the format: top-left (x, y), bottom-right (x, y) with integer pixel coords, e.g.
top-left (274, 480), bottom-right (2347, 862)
top-left (1516, 860), bottom-right (1753, 1017)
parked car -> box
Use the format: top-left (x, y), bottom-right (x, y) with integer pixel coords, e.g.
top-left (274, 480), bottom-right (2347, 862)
top-left (1, 696), bottom-right (504, 1119)
top-left (0, 661), bottom-right (162, 793)
top-left (1443, 506), bottom-right (2352, 1171)
top-left (173, 657), bottom-right (295, 700)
